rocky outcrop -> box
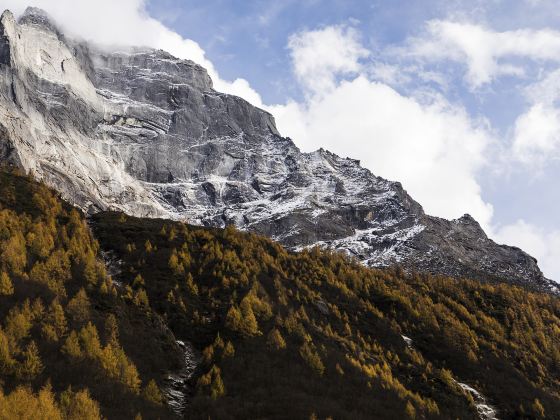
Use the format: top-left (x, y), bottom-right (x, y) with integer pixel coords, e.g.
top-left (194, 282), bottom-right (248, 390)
top-left (0, 7), bottom-right (555, 291)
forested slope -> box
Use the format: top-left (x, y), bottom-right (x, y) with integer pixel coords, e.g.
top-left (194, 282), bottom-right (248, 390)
top-left (0, 170), bottom-right (559, 419)
top-left (0, 171), bottom-right (180, 419)
top-left (93, 213), bottom-right (560, 419)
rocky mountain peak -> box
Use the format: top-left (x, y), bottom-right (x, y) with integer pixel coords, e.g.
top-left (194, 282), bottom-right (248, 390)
top-left (18, 7), bottom-right (60, 35)
top-left (0, 8), bottom-right (555, 291)
top-left (453, 214), bottom-right (487, 238)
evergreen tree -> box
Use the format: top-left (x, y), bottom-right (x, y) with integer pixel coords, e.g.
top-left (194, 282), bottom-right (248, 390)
top-left (299, 342), bottom-right (324, 376)
top-left (60, 387), bottom-right (102, 420)
top-left (532, 398), bottom-right (545, 418)
top-left (62, 331), bottom-right (83, 359)
top-left (0, 271), bottom-right (14, 296)
top-left (225, 305), bottom-right (242, 333)
top-left (133, 289), bottom-right (149, 308)
top-left (267, 329), bottom-right (286, 350)
top-left (405, 401), bottom-right (416, 419)
top-left (0, 328), bottom-right (14, 372)
top-left (104, 314), bottom-right (119, 347)
top-left (132, 274), bottom-right (145, 288)
top-left (198, 365), bottom-right (226, 399)
top-left (67, 289), bottom-right (91, 324)
top-left (142, 379), bottom-right (164, 405)
top-left (225, 302), bottom-right (260, 336)
top-left (223, 341), bottom-right (235, 358)
top-left (239, 299), bottom-right (259, 336)
top-left (42, 300), bottom-right (67, 342)
top-left (79, 323), bottom-right (102, 359)
top-left (16, 341), bottom-right (43, 380)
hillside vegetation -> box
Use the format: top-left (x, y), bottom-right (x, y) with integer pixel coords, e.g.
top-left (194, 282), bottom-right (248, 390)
top-left (0, 171), bottom-right (180, 419)
top-left (0, 170), bottom-right (559, 419)
top-left (92, 215), bottom-right (560, 419)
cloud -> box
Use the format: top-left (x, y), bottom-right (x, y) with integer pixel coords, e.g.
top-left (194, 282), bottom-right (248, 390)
top-left (399, 20), bottom-right (560, 88)
top-left (512, 103), bottom-right (560, 165)
top-left (494, 220), bottom-right (560, 281)
top-left (394, 19), bottom-right (560, 170)
top-left (272, 25), bottom-right (495, 230)
top-left (287, 25), bottom-right (369, 95)
top-left (0, 0), bottom-right (265, 107)
top-left (509, 69), bottom-right (560, 166)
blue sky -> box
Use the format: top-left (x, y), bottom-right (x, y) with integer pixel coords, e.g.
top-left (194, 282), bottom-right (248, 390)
top-left (1, 0), bottom-right (559, 279)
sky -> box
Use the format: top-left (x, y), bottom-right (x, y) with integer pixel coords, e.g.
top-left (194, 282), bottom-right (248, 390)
top-left (1, 0), bottom-right (559, 280)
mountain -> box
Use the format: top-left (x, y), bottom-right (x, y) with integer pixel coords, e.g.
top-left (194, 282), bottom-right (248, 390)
top-left (0, 7), bottom-right (555, 292)
top-left (0, 170), bottom-right (559, 419)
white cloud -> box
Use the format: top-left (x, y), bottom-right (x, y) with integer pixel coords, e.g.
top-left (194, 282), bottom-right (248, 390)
top-left (400, 20), bottom-right (560, 88)
top-left (272, 26), bottom-right (495, 230)
top-left (512, 103), bottom-right (560, 164)
top-left (396, 19), bottom-right (560, 169)
top-left (524, 68), bottom-right (560, 105)
top-left (494, 220), bottom-right (560, 281)
top-left (0, 0), bottom-right (265, 107)
top-left (510, 70), bottom-right (560, 166)
top-left (287, 25), bottom-right (369, 95)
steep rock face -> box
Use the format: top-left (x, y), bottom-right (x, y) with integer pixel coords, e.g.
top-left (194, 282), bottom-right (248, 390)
top-left (0, 7), bottom-right (554, 291)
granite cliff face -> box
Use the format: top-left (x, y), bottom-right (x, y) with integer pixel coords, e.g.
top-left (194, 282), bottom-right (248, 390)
top-left (0, 7), bottom-right (554, 291)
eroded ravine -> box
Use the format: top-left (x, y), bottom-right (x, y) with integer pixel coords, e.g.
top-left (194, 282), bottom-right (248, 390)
top-left (164, 340), bottom-right (200, 417)
top-left (401, 334), bottom-right (499, 420)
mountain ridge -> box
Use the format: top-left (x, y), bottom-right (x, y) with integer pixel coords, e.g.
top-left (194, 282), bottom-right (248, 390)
top-left (0, 6), bottom-right (555, 291)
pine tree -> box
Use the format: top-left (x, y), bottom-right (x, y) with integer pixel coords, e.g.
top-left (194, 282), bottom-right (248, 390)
top-left (0, 328), bottom-right (14, 372)
top-left (267, 328), bottom-right (287, 350)
top-left (405, 401), bottom-right (416, 419)
top-left (532, 398), bottom-right (545, 418)
top-left (60, 387), bottom-right (101, 420)
top-left (210, 368), bottom-right (226, 399)
top-left (225, 305), bottom-right (242, 332)
top-left (2, 233), bottom-right (27, 275)
top-left (225, 302), bottom-right (259, 336)
top-left (119, 355), bottom-right (141, 393)
top-left (67, 289), bottom-right (91, 324)
top-left (133, 289), bottom-right (149, 308)
top-left (42, 300), bottom-right (67, 342)
top-left (142, 379), bottom-right (164, 405)
top-left (299, 342), bottom-right (324, 376)
top-left (99, 344), bottom-right (120, 379)
top-left (17, 341), bottom-right (43, 380)
top-left (5, 308), bottom-right (32, 344)
top-left (132, 274), bottom-right (145, 288)
top-left (168, 250), bottom-right (183, 274)
top-left (79, 323), bottom-right (102, 359)
top-left (62, 331), bottom-right (83, 358)
top-left (0, 385), bottom-right (63, 419)
top-left (104, 314), bottom-right (119, 347)
top-left (185, 272), bottom-right (198, 295)
top-left (197, 365), bottom-right (225, 399)
top-left (0, 271), bottom-right (14, 296)
top-left (223, 341), bottom-right (235, 358)
top-left (239, 299), bottom-right (259, 336)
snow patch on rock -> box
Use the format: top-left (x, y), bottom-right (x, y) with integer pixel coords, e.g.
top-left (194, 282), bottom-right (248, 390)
top-left (456, 381), bottom-right (499, 420)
